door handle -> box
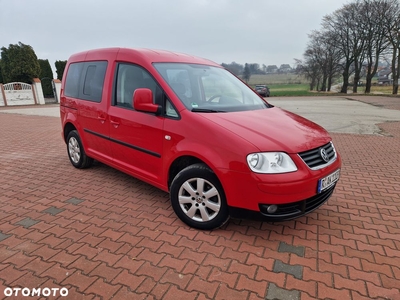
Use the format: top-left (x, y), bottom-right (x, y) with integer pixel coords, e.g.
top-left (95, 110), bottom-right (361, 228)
top-left (98, 114), bottom-right (106, 124)
top-left (110, 119), bottom-right (120, 128)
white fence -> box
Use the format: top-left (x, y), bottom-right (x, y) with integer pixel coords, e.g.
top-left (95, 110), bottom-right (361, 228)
top-left (2, 82), bottom-right (36, 106)
top-left (0, 78), bottom-right (61, 106)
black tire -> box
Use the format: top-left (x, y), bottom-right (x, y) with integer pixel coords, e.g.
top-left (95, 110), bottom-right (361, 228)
top-left (170, 163), bottom-right (229, 230)
top-left (66, 130), bottom-right (93, 169)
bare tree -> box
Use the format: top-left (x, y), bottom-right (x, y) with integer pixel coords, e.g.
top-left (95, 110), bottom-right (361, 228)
top-left (382, 0), bottom-right (400, 94)
top-left (349, 1), bottom-right (368, 93)
top-left (309, 30), bottom-right (342, 92)
top-left (304, 0), bottom-right (400, 94)
top-left (325, 30), bottom-right (343, 91)
top-left (361, 0), bottom-right (390, 93)
top-left (294, 57), bottom-right (322, 91)
top-left (296, 31), bottom-right (333, 92)
top-left (305, 31), bottom-right (329, 91)
top-left (322, 3), bottom-right (362, 93)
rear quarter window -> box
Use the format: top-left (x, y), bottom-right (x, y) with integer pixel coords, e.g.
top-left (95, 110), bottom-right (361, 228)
top-left (64, 63), bottom-right (83, 98)
top-left (64, 61), bottom-right (108, 102)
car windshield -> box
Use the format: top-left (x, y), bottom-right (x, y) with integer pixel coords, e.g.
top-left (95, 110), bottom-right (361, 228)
top-left (153, 63), bottom-right (270, 112)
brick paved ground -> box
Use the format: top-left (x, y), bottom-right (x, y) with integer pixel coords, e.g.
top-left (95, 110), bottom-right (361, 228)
top-left (0, 96), bottom-right (399, 299)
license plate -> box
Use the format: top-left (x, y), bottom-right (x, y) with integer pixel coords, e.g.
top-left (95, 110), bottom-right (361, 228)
top-left (318, 169), bottom-right (340, 193)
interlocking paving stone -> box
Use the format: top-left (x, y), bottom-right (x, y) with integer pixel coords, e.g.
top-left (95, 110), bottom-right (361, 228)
top-left (66, 197), bottom-right (85, 205)
top-left (42, 207), bottom-right (64, 216)
top-left (273, 260), bottom-right (303, 280)
top-left (266, 283), bottom-right (300, 300)
top-left (0, 232), bottom-right (11, 241)
top-left (15, 218), bottom-right (40, 228)
top-left (1, 99), bottom-right (400, 299)
top-left (278, 242), bottom-right (305, 257)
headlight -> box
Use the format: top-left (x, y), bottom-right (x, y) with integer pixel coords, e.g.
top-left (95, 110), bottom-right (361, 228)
top-left (246, 152), bottom-right (297, 174)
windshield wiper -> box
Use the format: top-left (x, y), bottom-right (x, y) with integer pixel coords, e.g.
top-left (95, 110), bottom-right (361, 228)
top-left (191, 108), bottom-right (226, 113)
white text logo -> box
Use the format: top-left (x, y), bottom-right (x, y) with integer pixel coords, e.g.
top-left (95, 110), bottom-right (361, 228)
top-left (4, 287), bottom-right (68, 297)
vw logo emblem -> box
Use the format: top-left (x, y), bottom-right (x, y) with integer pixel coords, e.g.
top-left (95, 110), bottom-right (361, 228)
top-left (320, 148), bottom-right (329, 162)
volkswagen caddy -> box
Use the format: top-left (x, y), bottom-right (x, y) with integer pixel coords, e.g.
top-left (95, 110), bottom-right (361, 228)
top-left (60, 48), bottom-right (341, 230)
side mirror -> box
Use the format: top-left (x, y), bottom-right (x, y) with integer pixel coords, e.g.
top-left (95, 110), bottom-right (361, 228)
top-left (133, 88), bottom-right (161, 115)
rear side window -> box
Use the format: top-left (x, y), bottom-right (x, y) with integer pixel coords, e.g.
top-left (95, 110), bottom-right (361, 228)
top-left (64, 63), bottom-right (83, 98)
top-left (80, 62), bottom-right (107, 102)
top-left (64, 61), bottom-right (107, 102)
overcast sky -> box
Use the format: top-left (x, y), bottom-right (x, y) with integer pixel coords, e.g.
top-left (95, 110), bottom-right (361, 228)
top-left (0, 0), bottom-right (347, 76)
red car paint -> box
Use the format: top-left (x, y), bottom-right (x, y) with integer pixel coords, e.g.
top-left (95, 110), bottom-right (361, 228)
top-left (60, 48), bottom-right (341, 226)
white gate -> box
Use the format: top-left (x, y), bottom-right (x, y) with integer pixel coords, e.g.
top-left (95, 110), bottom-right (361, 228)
top-left (3, 82), bottom-right (36, 106)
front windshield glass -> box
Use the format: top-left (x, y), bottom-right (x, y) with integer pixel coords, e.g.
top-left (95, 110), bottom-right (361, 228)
top-left (153, 63), bottom-right (270, 112)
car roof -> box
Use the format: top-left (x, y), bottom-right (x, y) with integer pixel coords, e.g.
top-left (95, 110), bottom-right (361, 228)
top-left (67, 47), bottom-right (220, 67)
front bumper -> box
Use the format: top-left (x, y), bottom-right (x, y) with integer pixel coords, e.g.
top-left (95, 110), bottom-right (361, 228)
top-left (218, 153), bottom-right (341, 221)
top-left (229, 184), bottom-right (336, 221)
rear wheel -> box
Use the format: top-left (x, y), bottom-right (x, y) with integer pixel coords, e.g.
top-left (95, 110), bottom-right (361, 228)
top-left (66, 130), bottom-right (93, 169)
top-left (170, 163), bottom-right (229, 230)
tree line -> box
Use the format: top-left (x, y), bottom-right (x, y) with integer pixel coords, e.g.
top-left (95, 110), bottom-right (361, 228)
top-left (0, 42), bottom-right (66, 97)
top-left (221, 62), bottom-right (293, 82)
top-left (295, 0), bottom-right (400, 94)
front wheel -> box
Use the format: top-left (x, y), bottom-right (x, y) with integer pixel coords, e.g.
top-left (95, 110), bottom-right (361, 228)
top-left (170, 164), bottom-right (229, 230)
top-left (66, 130), bottom-right (93, 169)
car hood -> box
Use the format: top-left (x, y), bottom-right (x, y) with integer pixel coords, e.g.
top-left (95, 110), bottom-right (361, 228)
top-left (198, 107), bottom-right (331, 153)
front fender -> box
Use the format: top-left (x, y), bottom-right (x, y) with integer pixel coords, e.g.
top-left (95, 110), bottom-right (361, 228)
top-left (163, 136), bottom-right (251, 192)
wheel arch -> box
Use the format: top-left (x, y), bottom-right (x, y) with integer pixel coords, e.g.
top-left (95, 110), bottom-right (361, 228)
top-left (167, 155), bottom-right (218, 191)
top-left (63, 122), bottom-right (77, 143)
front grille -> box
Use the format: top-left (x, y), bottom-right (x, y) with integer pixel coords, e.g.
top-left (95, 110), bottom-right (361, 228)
top-left (259, 184), bottom-right (336, 220)
top-left (298, 142), bottom-right (336, 170)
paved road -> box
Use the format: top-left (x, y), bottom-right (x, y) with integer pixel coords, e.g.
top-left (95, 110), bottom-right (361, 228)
top-left (0, 96), bottom-right (399, 299)
top-left (1, 96), bottom-right (399, 135)
top-left (0, 105), bottom-right (60, 118)
top-left (268, 96), bottom-right (400, 135)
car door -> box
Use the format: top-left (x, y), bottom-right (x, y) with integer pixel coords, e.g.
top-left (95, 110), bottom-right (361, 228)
top-left (74, 61), bottom-right (113, 162)
top-left (108, 63), bottom-right (164, 185)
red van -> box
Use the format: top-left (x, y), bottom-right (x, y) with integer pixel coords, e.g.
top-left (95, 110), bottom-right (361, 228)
top-left (60, 48), bottom-right (341, 230)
